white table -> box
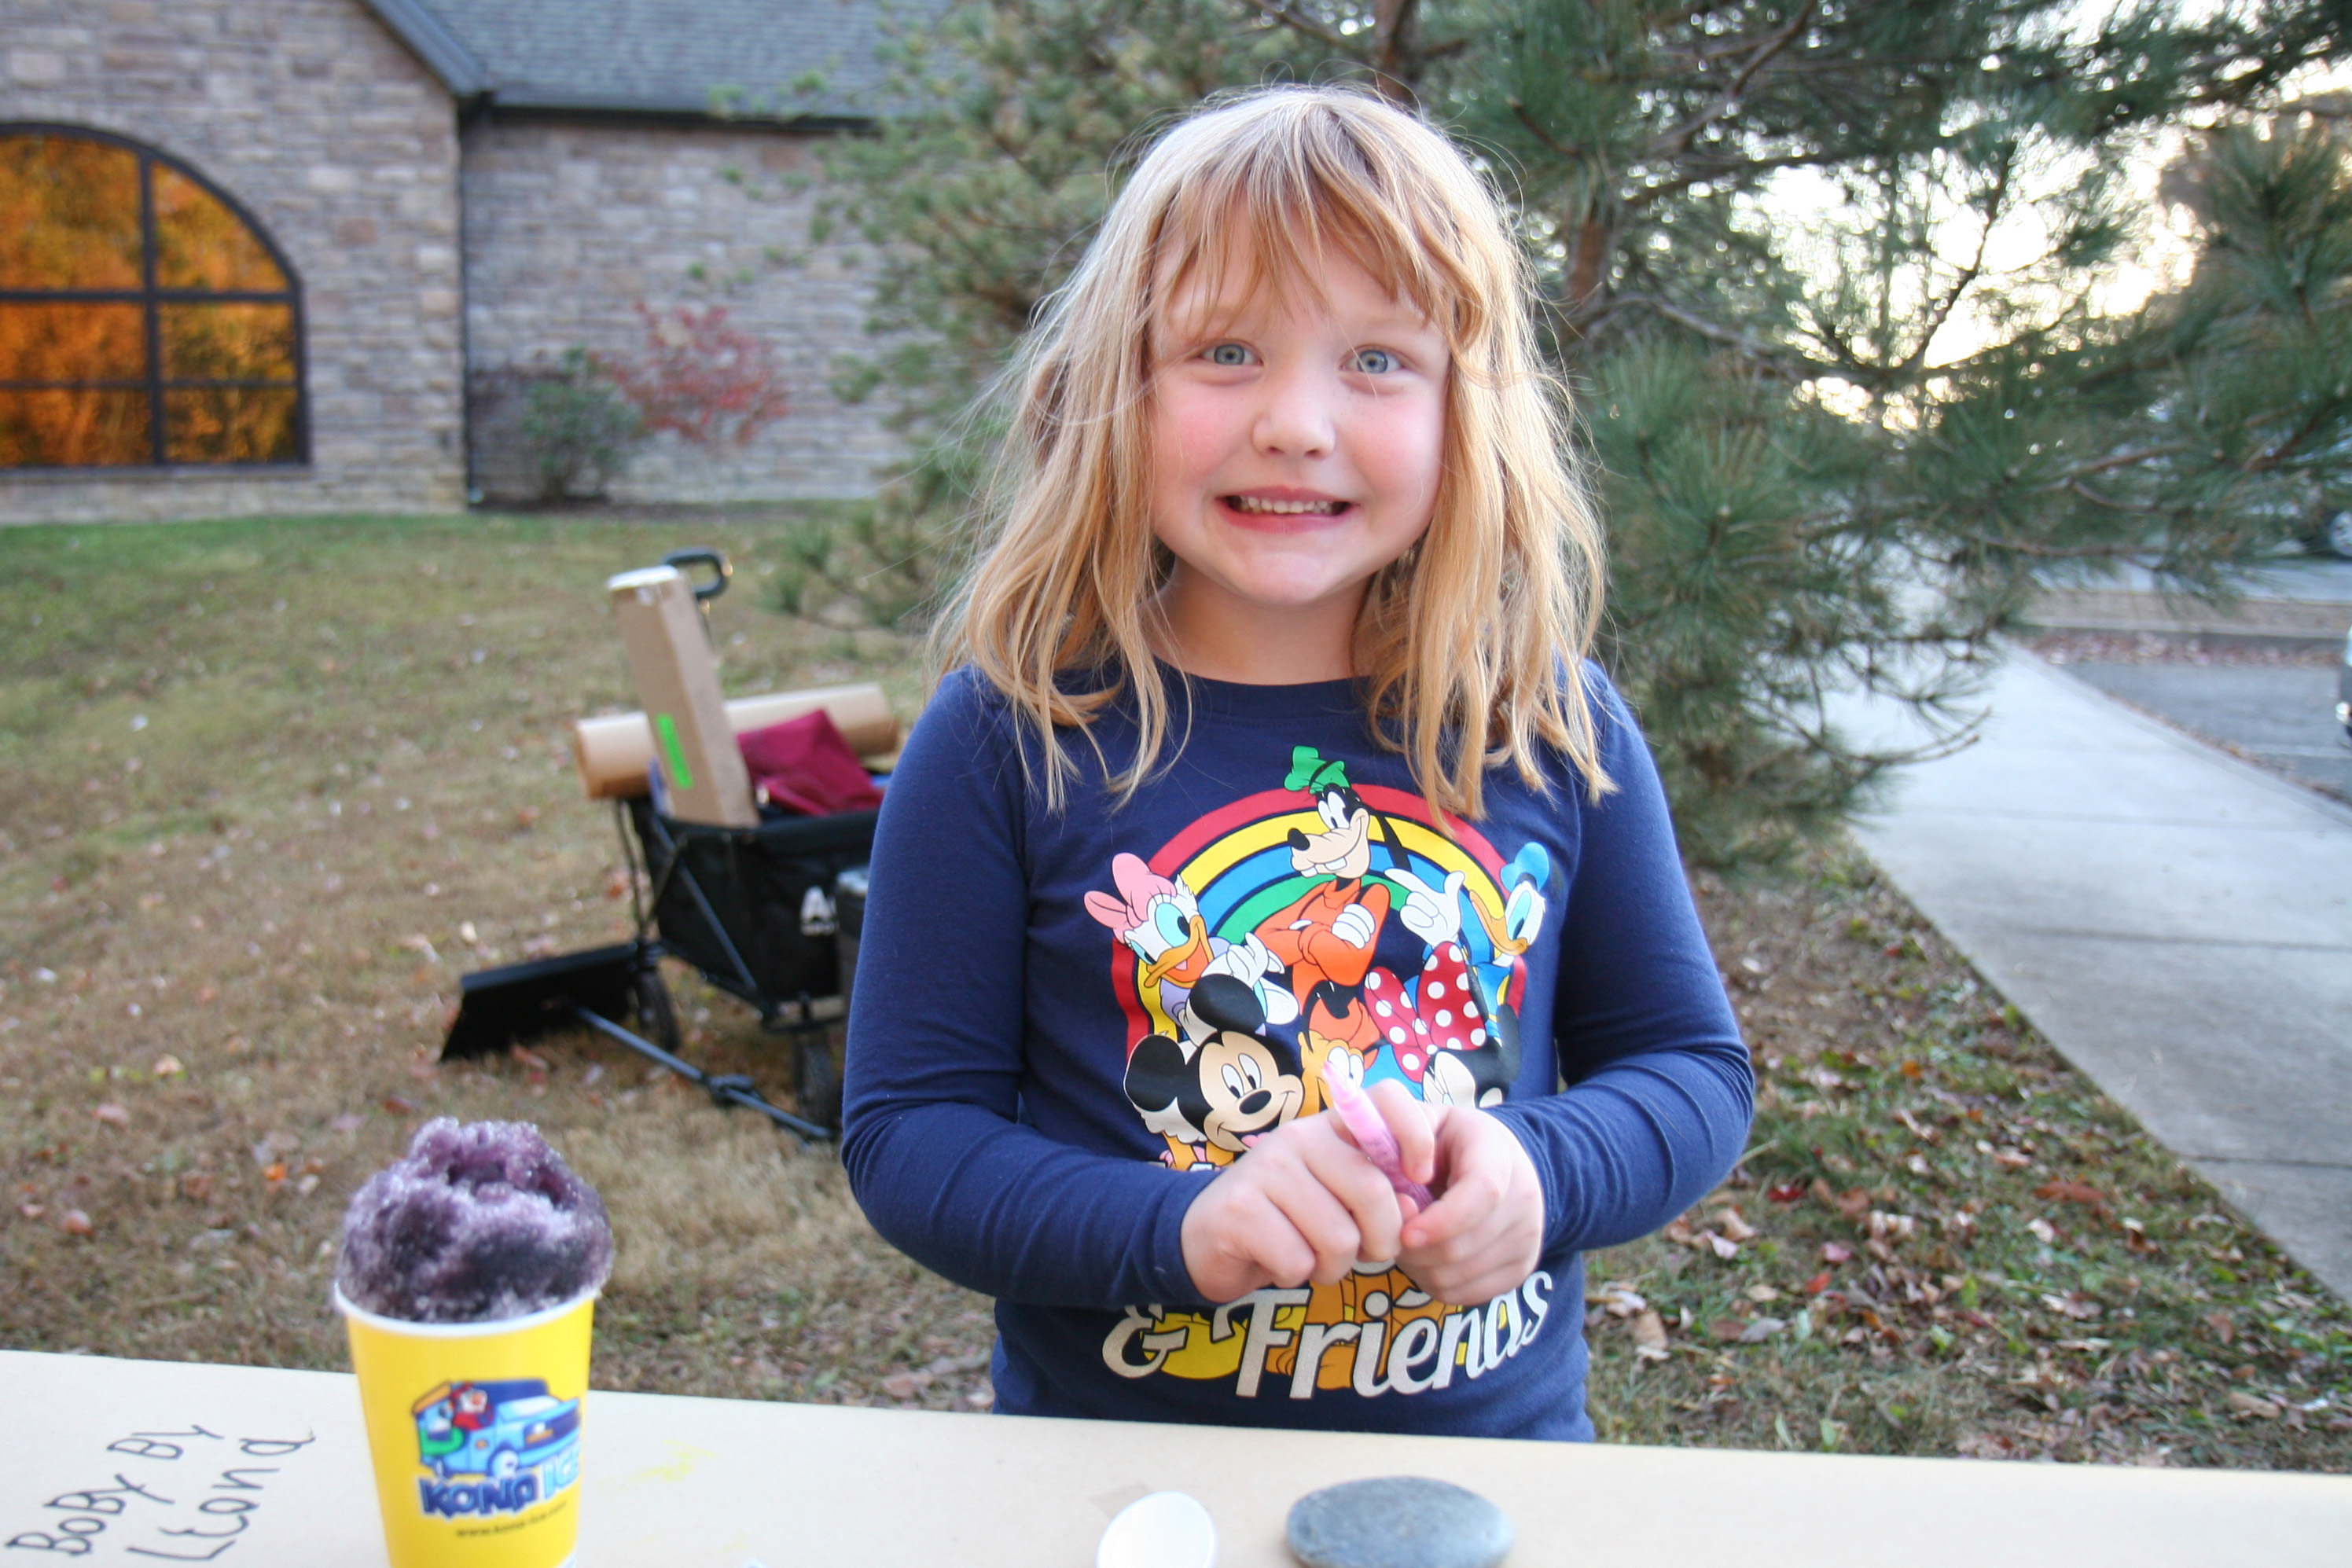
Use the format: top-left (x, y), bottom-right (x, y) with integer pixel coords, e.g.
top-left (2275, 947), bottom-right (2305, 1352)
top-left (3, 1350), bottom-right (2346, 1566)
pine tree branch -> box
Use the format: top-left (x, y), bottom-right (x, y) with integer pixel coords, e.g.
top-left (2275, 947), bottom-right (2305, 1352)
top-left (1625, 150), bottom-right (1852, 210)
top-left (1648, 0), bottom-right (1817, 161)
top-left (1892, 156), bottom-right (2012, 381)
top-left (2242, 398), bottom-right (2342, 475)
top-left (2061, 481), bottom-right (2160, 516)
top-left (1612, 292), bottom-right (1839, 377)
top-left (1233, 0), bottom-right (1363, 58)
top-left (1507, 98), bottom-right (1588, 163)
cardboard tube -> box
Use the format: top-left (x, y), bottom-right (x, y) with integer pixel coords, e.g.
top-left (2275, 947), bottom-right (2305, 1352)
top-left (570, 684), bottom-right (899, 802)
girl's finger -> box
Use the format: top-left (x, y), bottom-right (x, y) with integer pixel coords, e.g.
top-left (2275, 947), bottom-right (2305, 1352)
top-left (1398, 1146), bottom-right (1505, 1251)
top-left (1233, 1186), bottom-right (1320, 1290)
top-left (1298, 1135), bottom-right (1406, 1261)
top-left (1366, 1078), bottom-right (1436, 1188)
top-left (1261, 1163), bottom-right (1369, 1283)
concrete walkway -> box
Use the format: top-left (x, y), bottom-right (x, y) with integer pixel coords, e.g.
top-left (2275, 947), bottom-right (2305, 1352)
top-left (1844, 651), bottom-right (2352, 1300)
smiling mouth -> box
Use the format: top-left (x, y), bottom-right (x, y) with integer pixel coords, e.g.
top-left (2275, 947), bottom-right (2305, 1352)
top-left (1224, 495), bottom-right (1350, 516)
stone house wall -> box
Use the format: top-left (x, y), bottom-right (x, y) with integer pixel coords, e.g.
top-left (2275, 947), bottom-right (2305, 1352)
top-left (0, 0), bottom-right (469, 523)
top-left (458, 118), bottom-right (892, 504)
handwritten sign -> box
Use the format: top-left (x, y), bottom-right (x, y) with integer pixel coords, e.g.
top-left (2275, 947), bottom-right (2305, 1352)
top-left (6, 1424), bottom-right (317, 1561)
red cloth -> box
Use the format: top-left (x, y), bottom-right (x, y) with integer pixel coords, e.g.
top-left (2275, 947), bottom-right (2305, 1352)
top-left (737, 709), bottom-right (884, 817)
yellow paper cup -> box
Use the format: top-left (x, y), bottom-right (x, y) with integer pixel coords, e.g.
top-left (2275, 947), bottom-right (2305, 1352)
top-left (336, 1287), bottom-right (596, 1568)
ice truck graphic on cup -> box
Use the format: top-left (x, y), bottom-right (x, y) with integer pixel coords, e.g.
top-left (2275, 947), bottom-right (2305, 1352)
top-left (411, 1378), bottom-right (582, 1517)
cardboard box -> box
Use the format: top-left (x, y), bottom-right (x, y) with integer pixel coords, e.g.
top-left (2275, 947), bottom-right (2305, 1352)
top-left (569, 684), bottom-right (899, 802)
top-left (606, 566), bottom-right (759, 828)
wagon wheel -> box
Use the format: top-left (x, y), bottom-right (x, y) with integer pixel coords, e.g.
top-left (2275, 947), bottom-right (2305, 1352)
top-left (796, 1035), bottom-right (843, 1131)
top-left (630, 962), bottom-right (681, 1055)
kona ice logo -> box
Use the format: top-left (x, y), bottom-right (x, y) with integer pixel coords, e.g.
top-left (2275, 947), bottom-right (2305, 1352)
top-left (411, 1379), bottom-right (582, 1519)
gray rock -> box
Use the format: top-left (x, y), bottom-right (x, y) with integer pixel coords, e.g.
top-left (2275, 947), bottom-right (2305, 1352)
top-left (1286, 1477), bottom-right (1512, 1568)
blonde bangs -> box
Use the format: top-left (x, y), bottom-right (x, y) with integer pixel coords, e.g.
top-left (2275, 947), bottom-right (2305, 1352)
top-left (934, 86), bottom-right (1611, 820)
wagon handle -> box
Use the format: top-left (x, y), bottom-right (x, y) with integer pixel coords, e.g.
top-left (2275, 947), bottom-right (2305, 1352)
top-left (660, 548), bottom-right (731, 607)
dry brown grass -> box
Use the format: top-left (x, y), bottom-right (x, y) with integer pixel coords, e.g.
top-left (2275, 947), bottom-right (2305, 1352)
top-left (1, 509), bottom-right (991, 1411)
top-left (3, 512), bottom-right (2344, 1459)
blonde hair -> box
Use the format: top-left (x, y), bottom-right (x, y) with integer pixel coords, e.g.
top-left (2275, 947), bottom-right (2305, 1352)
top-left (932, 85), bottom-right (1611, 820)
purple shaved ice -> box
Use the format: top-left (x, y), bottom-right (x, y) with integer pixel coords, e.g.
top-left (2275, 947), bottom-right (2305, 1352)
top-left (336, 1118), bottom-right (612, 1324)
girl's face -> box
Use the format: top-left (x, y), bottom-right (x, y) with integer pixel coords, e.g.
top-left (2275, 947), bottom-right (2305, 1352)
top-left (1147, 239), bottom-right (1449, 653)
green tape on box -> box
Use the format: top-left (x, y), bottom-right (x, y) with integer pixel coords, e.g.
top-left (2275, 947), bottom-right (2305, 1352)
top-left (654, 712), bottom-right (696, 791)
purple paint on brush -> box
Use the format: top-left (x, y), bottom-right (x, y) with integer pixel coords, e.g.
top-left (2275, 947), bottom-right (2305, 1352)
top-left (1321, 1066), bottom-right (1434, 1210)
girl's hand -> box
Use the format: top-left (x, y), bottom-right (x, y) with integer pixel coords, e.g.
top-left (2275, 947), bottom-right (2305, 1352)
top-left (1395, 1103), bottom-right (1545, 1306)
top-left (1179, 1094), bottom-right (1428, 1304)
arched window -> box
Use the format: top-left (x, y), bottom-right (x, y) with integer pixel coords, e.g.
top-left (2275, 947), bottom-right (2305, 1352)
top-left (1, 126), bottom-right (305, 469)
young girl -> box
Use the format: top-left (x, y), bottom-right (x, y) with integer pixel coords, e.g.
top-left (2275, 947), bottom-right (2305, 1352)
top-left (841, 87), bottom-right (1749, 1441)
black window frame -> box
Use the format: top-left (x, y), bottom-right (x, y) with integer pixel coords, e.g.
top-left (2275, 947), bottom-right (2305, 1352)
top-left (0, 122), bottom-right (309, 471)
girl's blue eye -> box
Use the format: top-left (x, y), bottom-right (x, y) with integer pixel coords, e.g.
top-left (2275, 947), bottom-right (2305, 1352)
top-left (1351, 348), bottom-right (1398, 374)
top-left (1207, 343), bottom-right (1250, 366)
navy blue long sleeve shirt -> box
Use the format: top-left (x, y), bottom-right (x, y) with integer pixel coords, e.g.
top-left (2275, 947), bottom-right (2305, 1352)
top-left (842, 663), bottom-right (1749, 1440)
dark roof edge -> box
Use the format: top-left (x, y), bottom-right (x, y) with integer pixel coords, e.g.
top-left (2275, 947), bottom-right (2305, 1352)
top-left (480, 102), bottom-right (876, 134)
top-left (358, 0), bottom-right (493, 97)
top-left (483, 83), bottom-right (871, 127)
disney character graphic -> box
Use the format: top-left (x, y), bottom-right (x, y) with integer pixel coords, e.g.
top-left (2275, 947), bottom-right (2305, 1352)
top-left (1100, 747), bottom-right (1553, 1166)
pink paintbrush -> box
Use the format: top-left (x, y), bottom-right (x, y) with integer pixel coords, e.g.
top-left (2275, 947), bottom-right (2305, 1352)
top-left (1321, 1065), bottom-right (1435, 1210)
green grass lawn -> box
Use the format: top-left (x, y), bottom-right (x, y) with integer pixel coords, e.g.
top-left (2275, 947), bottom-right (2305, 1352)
top-left (2, 511), bottom-right (2346, 1467)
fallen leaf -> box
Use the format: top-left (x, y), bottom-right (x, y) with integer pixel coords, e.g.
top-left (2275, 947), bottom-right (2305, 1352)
top-left (516, 806), bottom-right (542, 830)
top-left (177, 1173), bottom-right (214, 1202)
top-left (263, 1162), bottom-right (288, 1187)
top-left (1586, 1280), bottom-right (1648, 1316)
top-left (1799, 1271), bottom-right (1832, 1295)
top-left (2225, 1391), bottom-right (2280, 1419)
top-left (331, 1113), bottom-right (365, 1134)
top-left (2026, 1217), bottom-right (2058, 1245)
top-left (18, 1203), bottom-right (45, 1220)
top-left (1744, 1283), bottom-right (1782, 1303)
top-left (1819, 1241), bottom-right (1853, 1264)
top-left (153, 1055), bottom-right (184, 1078)
top-left (383, 1095), bottom-right (419, 1114)
top-left (1705, 1232), bottom-right (1740, 1261)
top-left (1993, 1148), bottom-right (2033, 1170)
top-left (1713, 1207), bottom-right (1758, 1242)
top-left (397, 935), bottom-right (439, 965)
top-left (59, 1209), bottom-right (94, 1237)
top-left (1630, 1310), bottom-right (1670, 1361)
top-left (1765, 1183), bottom-right (1806, 1204)
top-left (2204, 1312), bottom-right (2235, 1345)
top-left (1707, 1318), bottom-right (1750, 1343)
top-left (880, 1370), bottom-right (933, 1400)
top-left (511, 1044), bottom-right (550, 1070)
top-left (1663, 1217), bottom-right (1696, 1247)
top-left (94, 1102), bottom-right (129, 1126)
top-left (2034, 1179), bottom-right (2105, 1209)
top-left (458, 920), bottom-right (480, 946)
top-left (603, 870), bottom-right (631, 900)
top-left (1740, 1317), bottom-right (1786, 1344)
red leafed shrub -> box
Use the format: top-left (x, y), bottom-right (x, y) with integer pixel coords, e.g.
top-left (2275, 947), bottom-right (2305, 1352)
top-left (601, 303), bottom-right (788, 446)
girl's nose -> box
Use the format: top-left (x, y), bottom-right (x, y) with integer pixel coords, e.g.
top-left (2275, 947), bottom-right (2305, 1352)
top-left (1252, 365), bottom-right (1336, 458)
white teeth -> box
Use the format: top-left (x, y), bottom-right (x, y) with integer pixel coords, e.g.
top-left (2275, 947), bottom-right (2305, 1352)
top-left (1229, 496), bottom-right (1343, 515)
